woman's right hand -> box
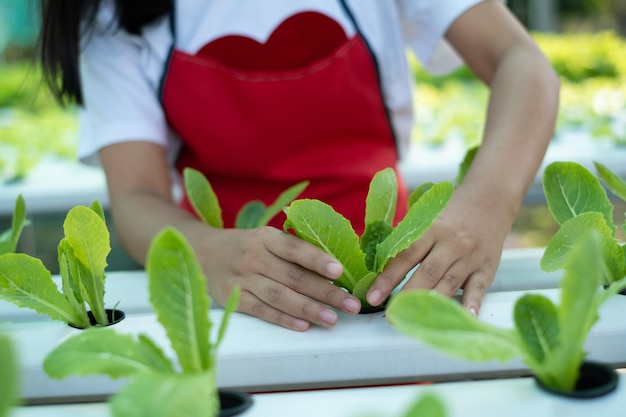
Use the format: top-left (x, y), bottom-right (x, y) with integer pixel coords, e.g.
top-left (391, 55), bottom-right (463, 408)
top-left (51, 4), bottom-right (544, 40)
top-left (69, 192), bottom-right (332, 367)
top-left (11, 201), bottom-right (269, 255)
top-left (196, 226), bottom-right (362, 331)
top-left (100, 141), bottom-right (361, 331)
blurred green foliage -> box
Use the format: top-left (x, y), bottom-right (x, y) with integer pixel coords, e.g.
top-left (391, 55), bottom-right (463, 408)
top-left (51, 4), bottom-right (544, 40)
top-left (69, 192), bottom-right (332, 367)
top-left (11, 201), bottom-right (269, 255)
top-left (410, 31), bottom-right (626, 147)
top-left (1, 31), bottom-right (626, 182)
top-left (534, 31), bottom-right (626, 81)
top-left (411, 31), bottom-right (626, 84)
top-left (0, 63), bottom-right (77, 182)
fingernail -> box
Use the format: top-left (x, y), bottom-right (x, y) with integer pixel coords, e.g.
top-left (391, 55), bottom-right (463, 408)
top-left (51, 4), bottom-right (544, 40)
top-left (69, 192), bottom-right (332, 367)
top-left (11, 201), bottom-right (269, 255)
top-left (343, 297), bottom-right (361, 314)
top-left (293, 319), bottom-right (310, 331)
top-left (325, 262), bottom-right (343, 278)
top-left (368, 289), bottom-right (382, 306)
top-left (469, 307), bottom-right (478, 316)
top-left (320, 309), bottom-right (338, 326)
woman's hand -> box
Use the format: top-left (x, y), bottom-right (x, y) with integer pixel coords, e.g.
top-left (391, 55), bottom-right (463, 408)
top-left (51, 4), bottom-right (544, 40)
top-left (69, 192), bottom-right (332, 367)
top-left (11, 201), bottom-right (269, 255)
top-left (365, 185), bottom-right (511, 315)
top-left (197, 226), bottom-right (362, 331)
top-left (100, 142), bottom-right (360, 332)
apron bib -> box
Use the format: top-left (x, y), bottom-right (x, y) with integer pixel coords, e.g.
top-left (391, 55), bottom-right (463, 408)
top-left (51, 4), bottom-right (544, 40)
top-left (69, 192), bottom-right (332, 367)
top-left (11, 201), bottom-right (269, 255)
top-left (161, 4), bottom-right (408, 234)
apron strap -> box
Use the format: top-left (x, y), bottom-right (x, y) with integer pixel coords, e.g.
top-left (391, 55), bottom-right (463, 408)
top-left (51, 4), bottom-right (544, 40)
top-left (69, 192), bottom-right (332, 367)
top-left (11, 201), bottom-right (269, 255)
top-left (337, 0), bottom-right (397, 146)
top-left (158, 3), bottom-right (176, 106)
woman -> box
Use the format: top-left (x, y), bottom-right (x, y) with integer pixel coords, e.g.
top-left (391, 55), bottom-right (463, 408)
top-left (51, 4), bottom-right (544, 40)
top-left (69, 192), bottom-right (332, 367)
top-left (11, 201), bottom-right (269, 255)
top-left (40, 0), bottom-right (559, 331)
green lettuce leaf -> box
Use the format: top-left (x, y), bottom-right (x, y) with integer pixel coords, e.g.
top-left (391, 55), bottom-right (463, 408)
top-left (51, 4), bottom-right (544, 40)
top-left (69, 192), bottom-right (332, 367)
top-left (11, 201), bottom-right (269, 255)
top-left (387, 290), bottom-right (520, 362)
top-left (513, 294), bottom-right (559, 369)
top-left (594, 161), bottom-right (626, 202)
top-left (0, 253), bottom-right (85, 326)
top-left (364, 167), bottom-right (397, 227)
top-left (545, 231), bottom-right (604, 391)
top-left (89, 200), bottom-right (106, 222)
top-left (63, 205), bottom-right (110, 324)
top-left (0, 335), bottom-right (19, 417)
top-left (284, 199), bottom-right (369, 291)
top-left (215, 285), bottom-right (241, 351)
top-left (455, 145), bottom-right (478, 186)
top-left (58, 239), bottom-right (89, 322)
top-left (540, 212), bottom-right (624, 284)
top-left (360, 221), bottom-right (393, 272)
top-left (184, 167), bottom-right (223, 228)
top-left (109, 371), bottom-right (218, 417)
top-left (147, 228), bottom-right (212, 373)
top-left (351, 272), bottom-right (378, 306)
top-left (408, 182), bottom-right (435, 208)
top-left (44, 328), bottom-right (175, 379)
top-left (235, 201), bottom-right (266, 229)
top-left (376, 182), bottom-right (453, 272)
top-left (257, 181), bottom-right (309, 227)
top-left (0, 194), bottom-right (28, 256)
top-left (543, 162), bottom-right (615, 231)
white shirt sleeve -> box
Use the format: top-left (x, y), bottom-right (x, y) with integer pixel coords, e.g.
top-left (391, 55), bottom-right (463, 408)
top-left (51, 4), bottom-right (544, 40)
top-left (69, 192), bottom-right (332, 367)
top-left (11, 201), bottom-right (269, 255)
top-left (77, 4), bottom-right (172, 166)
top-left (396, 0), bottom-right (486, 74)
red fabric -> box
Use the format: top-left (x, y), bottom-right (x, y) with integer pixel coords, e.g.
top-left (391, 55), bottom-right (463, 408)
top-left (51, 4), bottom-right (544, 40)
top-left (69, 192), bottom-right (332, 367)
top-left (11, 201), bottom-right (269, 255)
top-left (162, 11), bottom-right (408, 234)
top-left (197, 11), bottom-right (348, 72)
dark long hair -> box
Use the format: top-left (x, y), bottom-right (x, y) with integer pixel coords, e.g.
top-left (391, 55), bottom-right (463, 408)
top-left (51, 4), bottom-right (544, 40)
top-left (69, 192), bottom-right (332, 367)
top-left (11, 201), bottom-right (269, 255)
top-left (39, 0), bottom-right (172, 105)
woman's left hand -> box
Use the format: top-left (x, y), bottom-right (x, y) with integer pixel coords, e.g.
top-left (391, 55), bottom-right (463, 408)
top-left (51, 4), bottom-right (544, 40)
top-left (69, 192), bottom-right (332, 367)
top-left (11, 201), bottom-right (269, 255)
top-left (365, 183), bottom-right (513, 316)
top-left (364, 0), bottom-right (559, 316)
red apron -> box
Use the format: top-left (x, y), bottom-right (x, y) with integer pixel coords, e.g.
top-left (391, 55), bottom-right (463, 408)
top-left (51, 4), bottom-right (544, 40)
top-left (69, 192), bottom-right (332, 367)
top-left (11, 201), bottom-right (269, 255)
top-left (161, 8), bottom-right (408, 235)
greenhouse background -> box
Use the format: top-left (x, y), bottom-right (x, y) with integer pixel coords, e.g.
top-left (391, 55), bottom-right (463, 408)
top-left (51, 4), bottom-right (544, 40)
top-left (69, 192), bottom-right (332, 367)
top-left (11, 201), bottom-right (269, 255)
top-left (0, 0), bottom-right (39, 61)
top-left (1, 0), bottom-right (626, 272)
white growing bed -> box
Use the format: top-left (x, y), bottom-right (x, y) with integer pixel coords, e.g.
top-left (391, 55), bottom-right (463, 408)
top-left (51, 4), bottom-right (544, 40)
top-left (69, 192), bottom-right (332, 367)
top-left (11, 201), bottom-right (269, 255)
top-left (11, 372), bottom-right (626, 417)
top-left (3, 286), bottom-right (626, 403)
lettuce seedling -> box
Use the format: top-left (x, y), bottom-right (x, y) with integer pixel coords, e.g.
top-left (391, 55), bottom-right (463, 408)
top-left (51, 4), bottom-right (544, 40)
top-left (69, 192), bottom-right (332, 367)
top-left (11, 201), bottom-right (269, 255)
top-left (284, 167), bottom-right (454, 307)
top-left (0, 194), bottom-right (29, 256)
top-left (43, 227), bottom-right (241, 417)
top-left (387, 230), bottom-right (626, 392)
top-left (0, 201), bottom-right (113, 327)
top-left (540, 161), bottom-right (626, 288)
top-left (184, 167), bottom-right (308, 229)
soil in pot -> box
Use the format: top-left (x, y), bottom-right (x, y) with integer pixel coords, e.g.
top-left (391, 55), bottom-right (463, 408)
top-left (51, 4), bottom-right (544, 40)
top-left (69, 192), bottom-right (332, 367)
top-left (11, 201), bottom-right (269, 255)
top-left (68, 308), bottom-right (126, 329)
top-left (359, 297), bottom-right (389, 314)
top-left (534, 361), bottom-right (619, 399)
top-left (219, 389), bottom-right (253, 417)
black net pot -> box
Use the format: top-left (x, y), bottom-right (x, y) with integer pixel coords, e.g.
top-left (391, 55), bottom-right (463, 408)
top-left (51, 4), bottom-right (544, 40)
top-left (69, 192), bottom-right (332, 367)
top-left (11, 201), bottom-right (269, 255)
top-left (68, 308), bottom-right (126, 329)
top-left (359, 297), bottom-right (390, 314)
top-left (219, 389), bottom-right (253, 417)
top-left (534, 361), bottom-right (619, 399)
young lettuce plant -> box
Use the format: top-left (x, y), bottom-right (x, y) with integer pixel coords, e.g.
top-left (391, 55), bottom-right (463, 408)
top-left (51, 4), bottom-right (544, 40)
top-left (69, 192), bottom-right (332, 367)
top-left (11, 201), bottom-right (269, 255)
top-left (387, 230), bottom-right (626, 394)
top-left (284, 167), bottom-right (454, 308)
top-left (0, 194), bottom-right (28, 256)
top-left (540, 161), bottom-right (626, 290)
top-left (43, 227), bottom-right (242, 417)
top-left (184, 167), bottom-right (308, 229)
top-left (0, 201), bottom-right (116, 327)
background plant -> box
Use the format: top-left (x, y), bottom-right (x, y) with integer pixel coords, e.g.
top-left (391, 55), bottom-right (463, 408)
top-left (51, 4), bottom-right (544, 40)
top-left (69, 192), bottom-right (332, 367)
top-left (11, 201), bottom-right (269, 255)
top-left (43, 227), bottom-right (241, 417)
top-left (540, 161), bottom-right (626, 286)
top-left (184, 167), bottom-right (308, 229)
top-left (0, 200), bottom-right (113, 327)
top-left (0, 194), bottom-right (27, 255)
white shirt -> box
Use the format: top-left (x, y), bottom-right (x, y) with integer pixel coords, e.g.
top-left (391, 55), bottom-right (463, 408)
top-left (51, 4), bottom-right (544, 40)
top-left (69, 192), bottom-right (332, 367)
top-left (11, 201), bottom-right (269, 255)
top-left (78, 0), bottom-right (484, 166)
